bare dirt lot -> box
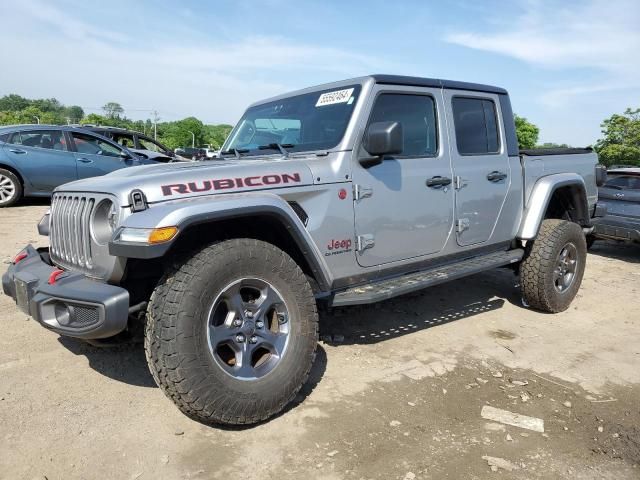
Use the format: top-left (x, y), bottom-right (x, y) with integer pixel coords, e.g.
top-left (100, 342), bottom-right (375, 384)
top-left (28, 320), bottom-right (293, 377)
top-left (1, 201), bottom-right (639, 480)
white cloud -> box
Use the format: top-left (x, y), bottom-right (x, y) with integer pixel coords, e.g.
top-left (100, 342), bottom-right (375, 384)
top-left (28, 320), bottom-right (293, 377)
top-left (444, 0), bottom-right (640, 105)
top-left (0, 0), bottom-right (389, 124)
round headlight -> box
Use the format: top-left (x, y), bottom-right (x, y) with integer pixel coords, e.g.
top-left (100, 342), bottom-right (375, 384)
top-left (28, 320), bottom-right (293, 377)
top-left (91, 199), bottom-right (117, 245)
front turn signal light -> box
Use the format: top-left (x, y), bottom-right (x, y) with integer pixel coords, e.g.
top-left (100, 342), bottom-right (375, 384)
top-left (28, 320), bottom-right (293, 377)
top-left (148, 226), bottom-right (178, 244)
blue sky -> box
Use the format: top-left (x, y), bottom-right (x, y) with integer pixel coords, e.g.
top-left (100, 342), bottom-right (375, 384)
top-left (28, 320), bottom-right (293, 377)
top-left (0, 0), bottom-right (638, 146)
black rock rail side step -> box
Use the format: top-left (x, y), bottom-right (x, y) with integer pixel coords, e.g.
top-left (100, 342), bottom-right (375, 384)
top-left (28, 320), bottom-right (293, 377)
top-left (331, 249), bottom-right (524, 307)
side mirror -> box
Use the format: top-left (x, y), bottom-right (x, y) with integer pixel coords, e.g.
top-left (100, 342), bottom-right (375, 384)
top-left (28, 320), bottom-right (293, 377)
top-left (360, 121), bottom-right (403, 168)
top-left (119, 150), bottom-right (132, 160)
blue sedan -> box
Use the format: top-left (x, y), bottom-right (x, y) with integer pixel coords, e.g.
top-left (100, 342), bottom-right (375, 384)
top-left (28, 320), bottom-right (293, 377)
top-left (0, 125), bottom-right (157, 207)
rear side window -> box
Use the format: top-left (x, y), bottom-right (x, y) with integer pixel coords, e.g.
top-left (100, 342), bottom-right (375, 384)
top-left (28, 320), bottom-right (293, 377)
top-left (452, 97), bottom-right (500, 155)
top-left (0, 132), bottom-right (10, 143)
top-left (9, 130), bottom-right (67, 151)
top-left (368, 94), bottom-right (438, 157)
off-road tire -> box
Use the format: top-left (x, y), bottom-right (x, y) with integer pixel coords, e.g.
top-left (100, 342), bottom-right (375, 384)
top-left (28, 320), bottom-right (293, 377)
top-left (0, 168), bottom-right (22, 207)
top-left (520, 219), bottom-right (587, 313)
top-left (145, 239), bottom-right (318, 425)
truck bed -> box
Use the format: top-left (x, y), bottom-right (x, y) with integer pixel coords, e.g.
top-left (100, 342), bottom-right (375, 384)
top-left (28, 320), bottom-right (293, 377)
top-left (520, 148), bottom-right (599, 213)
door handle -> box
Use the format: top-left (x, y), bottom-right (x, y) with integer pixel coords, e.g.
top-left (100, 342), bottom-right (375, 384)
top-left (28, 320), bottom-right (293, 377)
top-left (426, 176), bottom-right (452, 188)
top-left (9, 149), bottom-right (26, 154)
top-left (487, 171), bottom-right (507, 182)
top-left (77, 158), bottom-right (94, 164)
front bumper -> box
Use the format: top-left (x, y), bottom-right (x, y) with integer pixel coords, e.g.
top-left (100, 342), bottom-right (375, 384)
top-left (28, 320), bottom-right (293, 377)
top-left (592, 216), bottom-right (640, 242)
top-left (2, 245), bottom-right (130, 339)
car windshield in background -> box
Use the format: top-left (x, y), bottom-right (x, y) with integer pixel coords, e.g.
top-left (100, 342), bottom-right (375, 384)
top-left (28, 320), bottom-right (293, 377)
top-left (223, 84), bottom-right (362, 156)
top-left (604, 174), bottom-right (640, 190)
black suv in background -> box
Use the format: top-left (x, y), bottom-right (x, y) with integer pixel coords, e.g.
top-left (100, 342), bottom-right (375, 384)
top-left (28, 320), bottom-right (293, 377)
top-left (591, 167), bottom-right (640, 245)
top-left (77, 126), bottom-right (185, 162)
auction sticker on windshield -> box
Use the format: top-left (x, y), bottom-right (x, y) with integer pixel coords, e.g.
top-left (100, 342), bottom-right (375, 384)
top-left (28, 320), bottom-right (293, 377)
top-left (316, 88), bottom-right (355, 107)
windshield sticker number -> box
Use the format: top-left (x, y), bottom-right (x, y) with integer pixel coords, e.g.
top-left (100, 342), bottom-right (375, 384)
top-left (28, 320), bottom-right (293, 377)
top-left (316, 88), bottom-right (355, 107)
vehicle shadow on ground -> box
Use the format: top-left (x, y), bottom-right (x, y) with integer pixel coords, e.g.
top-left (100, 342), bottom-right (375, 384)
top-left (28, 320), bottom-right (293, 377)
top-left (588, 240), bottom-right (640, 263)
top-left (57, 337), bottom-right (158, 388)
top-left (55, 337), bottom-right (329, 425)
top-left (320, 267), bottom-right (522, 346)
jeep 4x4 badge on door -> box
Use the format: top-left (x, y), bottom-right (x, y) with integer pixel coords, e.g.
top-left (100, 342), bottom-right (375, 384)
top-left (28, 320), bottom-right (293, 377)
top-left (3, 75), bottom-right (604, 426)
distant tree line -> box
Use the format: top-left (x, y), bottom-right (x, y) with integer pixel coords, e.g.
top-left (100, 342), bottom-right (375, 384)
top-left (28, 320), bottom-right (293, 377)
top-left (0, 94), bottom-right (638, 165)
top-left (0, 95), bottom-right (233, 150)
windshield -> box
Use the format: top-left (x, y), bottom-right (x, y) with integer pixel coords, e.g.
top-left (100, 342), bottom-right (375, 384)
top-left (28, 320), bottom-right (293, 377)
top-left (223, 84), bottom-right (362, 156)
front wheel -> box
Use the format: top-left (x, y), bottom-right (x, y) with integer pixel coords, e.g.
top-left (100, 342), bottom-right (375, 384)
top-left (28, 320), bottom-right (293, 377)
top-left (0, 168), bottom-right (22, 207)
top-left (520, 219), bottom-right (587, 313)
top-left (145, 239), bottom-right (318, 425)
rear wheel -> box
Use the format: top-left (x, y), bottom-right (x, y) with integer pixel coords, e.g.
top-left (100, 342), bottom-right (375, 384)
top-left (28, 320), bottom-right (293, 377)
top-left (0, 168), bottom-right (22, 207)
top-left (145, 238), bottom-right (318, 425)
top-left (520, 219), bottom-right (587, 313)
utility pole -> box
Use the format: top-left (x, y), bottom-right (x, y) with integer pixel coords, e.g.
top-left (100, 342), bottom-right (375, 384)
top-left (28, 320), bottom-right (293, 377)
top-left (151, 110), bottom-right (160, 140)
top-left (188, 131), bottom-right (195, 148)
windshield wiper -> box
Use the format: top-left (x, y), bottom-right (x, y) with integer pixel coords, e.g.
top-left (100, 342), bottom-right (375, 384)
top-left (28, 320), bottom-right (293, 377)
top-left (220, 148), bottom-right (249, 159)
top-left (257, 143), bottom-right (295, 157)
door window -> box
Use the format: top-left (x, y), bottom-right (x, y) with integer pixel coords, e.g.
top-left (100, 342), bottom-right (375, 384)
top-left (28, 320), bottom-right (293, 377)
top-left (452, 97), bottom-right (500, 155)
top-left (367, 94), bottom-right (437, 157)
top-left (10, 130), bottom-right (67, 150)
top-left (71, 132), bottom-right (122, 157)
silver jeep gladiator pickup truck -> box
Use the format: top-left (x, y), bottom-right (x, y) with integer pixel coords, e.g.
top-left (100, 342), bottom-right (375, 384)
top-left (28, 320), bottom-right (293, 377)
top-left (3, 75), bottom-right (605, 425)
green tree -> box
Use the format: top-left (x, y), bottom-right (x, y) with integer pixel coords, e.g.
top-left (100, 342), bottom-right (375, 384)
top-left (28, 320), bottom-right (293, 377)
top-left (31, 98), bottom-right (62, 113)
top-left (64, 105), bottom-right (85, 124)
top-left (594, 108), bottom-right (640, 167)
top-left (0, 94), bottom-right (30, 112)
top-left (80, 113), bottom-right (109, 126)
top-left (514, 114), bottom-right (540, 149)
top-left (102, 102), bottom-right (124, 120)
top-left (159, 117), bottom-right (205, 149)
top-left (203, 124), bottom-right (233, 148)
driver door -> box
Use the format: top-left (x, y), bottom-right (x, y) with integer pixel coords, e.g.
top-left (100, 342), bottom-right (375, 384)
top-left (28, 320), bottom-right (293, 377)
top-left (69, 131), bottom-right (129, 179)
top-left (351, 86), bottom-right (454, 267)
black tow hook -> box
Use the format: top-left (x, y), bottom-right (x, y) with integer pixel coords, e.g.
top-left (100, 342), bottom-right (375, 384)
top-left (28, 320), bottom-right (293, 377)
top-left (128, 301), bottom-right (148, 315)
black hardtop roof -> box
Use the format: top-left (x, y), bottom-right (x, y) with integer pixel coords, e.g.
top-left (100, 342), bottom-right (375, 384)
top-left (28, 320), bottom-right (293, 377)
top-left (371, 74), bottom-right (508, 95)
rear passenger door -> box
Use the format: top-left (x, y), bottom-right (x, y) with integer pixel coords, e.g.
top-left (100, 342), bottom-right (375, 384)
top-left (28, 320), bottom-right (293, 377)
top-left (2, 129), bottom-right (77, 192)
top-left (444, 92), bottom-right (511, 246)
top-left (69, 132), bottom-right (128, 179)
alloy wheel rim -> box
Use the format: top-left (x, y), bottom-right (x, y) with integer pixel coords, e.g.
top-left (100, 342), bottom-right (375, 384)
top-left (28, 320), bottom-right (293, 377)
top-left (553, 242), bottom-right (578, 293)
top-left (0, 174), bottom-right (16, 203)
top-left (206, 278), bottom-right (290, 381)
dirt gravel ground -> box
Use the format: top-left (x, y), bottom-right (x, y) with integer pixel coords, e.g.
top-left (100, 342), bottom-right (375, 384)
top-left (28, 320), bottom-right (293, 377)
top-left (1, 201), bottom-right (639, 480)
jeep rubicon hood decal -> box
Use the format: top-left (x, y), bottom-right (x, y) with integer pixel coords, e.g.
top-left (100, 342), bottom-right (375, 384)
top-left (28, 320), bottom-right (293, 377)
top-left (161, 172), bottom-right (303, 197)
top-left (55, 157), bottom-right (314, 204)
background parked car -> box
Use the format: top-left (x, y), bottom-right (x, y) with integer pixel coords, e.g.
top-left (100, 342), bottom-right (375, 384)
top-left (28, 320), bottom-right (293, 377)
top-left (0, 124), bottom-right (156, 207)
top-left (590, 167), bottom-right (640, 246)
top-left (79, 126), bottom-right (187, 162)
top-left (174, 146), bottom-right (207, 160)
